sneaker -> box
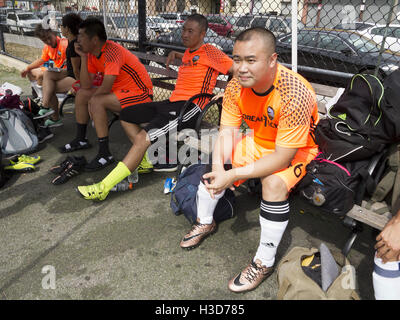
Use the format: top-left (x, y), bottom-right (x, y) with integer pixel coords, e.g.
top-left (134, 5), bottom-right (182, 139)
top-left (33, 108), bottom-right (55, 119)
top-left (43, 118), bottom-right (63, 128)
top-left (9, 154), bottom-right (41, 165)
top-left (84, 154), bottom-right (114, 172)
top-left (37, 126), bottom-right (54, 144)
top-left (51, 156), bottom-right (87, 185)
top-left (50, 156), bottom-right (87, 175)
top-left (137, 153), bottom-right (153, 174)
top-left (180, 219), bottom-right (217, 250)
top-left (227, 259), bottom-right (274, 293)
top-left (153, 163), bottom-right (178, 172)
top-left (4, 161), bottom-right (35, 172)
top-left (76, 182), bottom-right (110, 201)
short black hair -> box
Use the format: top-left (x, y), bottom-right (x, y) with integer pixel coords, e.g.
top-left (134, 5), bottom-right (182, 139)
top-left (235, 27), bottom-right (276, 53)
top-left (79, 17), bottom-right (107, 41)
top-left (186, 13), bottom-right (208, 32)
top-left (62, 13), bottom-right (82, 36)
top-left (34, 23), bottom-right (56, 39)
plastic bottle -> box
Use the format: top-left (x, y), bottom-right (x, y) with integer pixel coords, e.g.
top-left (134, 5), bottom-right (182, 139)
top-left (92, 72), bottom-right (104, 88)
top-left (110, 179), bottom-right (133, 192)
top-left (48, 59), bottom-right (54, 68)
top-left (372, 255), bottom-right (400, 300)
top-left (127, 169), bottom-right (139, 184)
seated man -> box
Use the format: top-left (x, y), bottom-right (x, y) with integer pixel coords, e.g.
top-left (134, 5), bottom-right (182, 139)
top-left (373, 200), bottom-right (400, 299)
top-left (37, 12), bottom-right (83, 128)
top-left (76, 14), bottom-right (233, 200)
top-left (179, 27), bottom-right (320, 293)
top-left (20, 24), bottom-right (68, 98)
top-left (60, 17), bottom-right (153, 171)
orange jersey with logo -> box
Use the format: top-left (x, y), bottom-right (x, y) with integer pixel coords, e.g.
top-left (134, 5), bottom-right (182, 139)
top-left (87, 40), bottom-right (153, 100)
top-left (169, 44), bottom-right (232, 108)
top-left (221, 63), bottom-right (319, 150)
top-left (41, 36), bottom-right (68, 68)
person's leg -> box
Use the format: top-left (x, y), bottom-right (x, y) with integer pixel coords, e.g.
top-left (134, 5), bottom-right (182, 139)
top-left (59, 87), bottom-right (95, 153)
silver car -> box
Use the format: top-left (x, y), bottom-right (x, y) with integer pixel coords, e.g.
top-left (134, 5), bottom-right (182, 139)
top-left (6, 11), bottom-right (42, 35)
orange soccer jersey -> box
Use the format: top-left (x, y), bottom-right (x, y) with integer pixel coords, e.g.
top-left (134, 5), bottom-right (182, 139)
top-left (221, 63), bottom-right (319, 151)
top-left (41, 36), bottom-right (68, 68)
top-left (87, 40), bottom-right (153, 106)
top-left (169, 44), bottom-right (232, 108)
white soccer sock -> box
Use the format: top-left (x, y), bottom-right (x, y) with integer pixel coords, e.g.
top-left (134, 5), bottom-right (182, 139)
top-left (254, 199), bottom-right (289, 267)
top-left (196, 182), bottom-right (225, 225)
top-left (373, 254), bottom-right (400, 300)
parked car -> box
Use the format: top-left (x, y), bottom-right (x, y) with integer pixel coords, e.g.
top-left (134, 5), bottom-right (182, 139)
top-left (276, 28), bottom-right (400, 86)
top-left (159, 12), bottom-right (190, 24)
top-left (79, 12), bottom-right (156, 45)
top-left (6, 11), bottom-right (42, 35)
top-left (358, 24), bottom-right (400, 53)
top-left (147, 16), bottom-right (178, 35)
top-left (155, 27), bottom-right (234, 57)
top-left (333, 21), bottom-right (374, 31)
top-left (206, 14), bottom-right (233, 37)
top-left (0, 7), bottom-right (15, 32)
top-left (231, 14), bottom-right (254, 38)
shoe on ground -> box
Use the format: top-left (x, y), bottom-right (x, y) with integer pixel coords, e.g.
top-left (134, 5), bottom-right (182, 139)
top-left (137, 154), bottom-right (153, 174)
top-left (59, 138), bottom-right (91, 153)
top-left (50, 156), bottom-right (87, 175)
top-left (43, 118), bottom-right (63, 128)
top-left (180, 219), bottom-right (217, 250)
top-left (153, 162), bottom-right (178, 172)
top-left (37, 126), bottom-right (54, 144)
top-left (228, 259), bottom-right (274, 293)
top-left (9, 154), bottom-right (41, 165)
top-left (76, 182), bottom-right (109, 201)
top-left (4, 162), bottom-right (35, 172)
top-left (33, 108), bottom-right (55, 119)
top-left (84, 154), bottom-right (114, 172)
top-left (51, 156), bottom-right (87, 185)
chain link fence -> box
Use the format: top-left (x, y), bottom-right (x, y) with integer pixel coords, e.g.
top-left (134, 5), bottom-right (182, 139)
top-left (1, 0), bottom-right (400, 91)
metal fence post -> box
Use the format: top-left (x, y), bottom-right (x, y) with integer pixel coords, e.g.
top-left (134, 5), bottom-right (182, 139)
top-left (0, 28), bottom-right (5, 53)
top-left (291, 0), bottom-right (298, 73)
top-left (138, 0), bottom-right (146, 52)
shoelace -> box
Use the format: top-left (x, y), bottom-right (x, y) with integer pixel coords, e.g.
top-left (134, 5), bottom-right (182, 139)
top-left (244, 262), bottom-right (266, 283)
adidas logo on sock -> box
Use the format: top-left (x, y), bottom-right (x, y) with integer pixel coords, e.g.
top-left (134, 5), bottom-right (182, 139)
top-left (262, 242), bottom-right (276, 248)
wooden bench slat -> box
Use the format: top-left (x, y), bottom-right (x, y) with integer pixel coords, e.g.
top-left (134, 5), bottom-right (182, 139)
top-left (346, 204), bottom-right (390, 230)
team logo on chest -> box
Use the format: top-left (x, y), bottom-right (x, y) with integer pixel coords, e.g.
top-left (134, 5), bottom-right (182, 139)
top-left (267, 106), bottom-right (275, 120)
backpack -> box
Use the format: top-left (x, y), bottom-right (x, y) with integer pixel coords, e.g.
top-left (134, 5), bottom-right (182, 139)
top-left (315, 73), bottom-right (389, 162)
top-left (0, 108), bottom-right (38, 156)
top-left (277, 246), bottom-right (359, 300)
top-left (21, 97), bottom-right (41, 116)
top-left (170, 163), bottom-right (235, 223)
top-left (294, 153), bottom-right (373, 217)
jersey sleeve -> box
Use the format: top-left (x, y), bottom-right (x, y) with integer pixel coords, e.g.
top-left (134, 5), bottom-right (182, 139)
top-left (41, 45), bottom-right (49, 61)
top-left (276, 82), bottom-right (317, 148)
top-left (103, 46), bottom-right (123, 76)
top-left (221, 77), bottom-right (242, 127)
top-left (204, 44), bottom-right (233, 75)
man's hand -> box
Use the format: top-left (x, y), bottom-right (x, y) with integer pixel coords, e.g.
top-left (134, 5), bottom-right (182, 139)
top-left (202, 169), bottom-right (235, 199)
top-left (20, 68), bottom-right (29, 78)
top-left (74, 42), bottom-right (87, 57)
top-left (211, 92), bottom-right (224, 101)
top-left (375, 214), bottom-right (400, 263)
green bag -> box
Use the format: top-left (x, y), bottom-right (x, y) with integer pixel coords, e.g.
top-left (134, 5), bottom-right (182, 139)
top-left (276, 246), bottom-right (360, 300)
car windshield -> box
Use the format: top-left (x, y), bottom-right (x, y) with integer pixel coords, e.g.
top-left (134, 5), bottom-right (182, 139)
top-left (111, 16), bottom-right (138, 28)
top-left (150, 17), bottom-right (168, 24)
top-left (345, 32), bottom-right (380, 52)
top-left (18, 13), bottom-right (38, 20)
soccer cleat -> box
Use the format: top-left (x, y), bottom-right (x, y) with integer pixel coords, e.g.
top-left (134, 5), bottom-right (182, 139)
top-left (227, 259), bottom-right (274, 293)
top-left (137, 153), bottom-right (153, 174)
top-left (4, 162), bottom-right (35, 172)
top-left (43, 118), bottom-right (63, 128)
top-left (180, 219), bottom-right (217, 250)
top-left (50, 156), bottom-right (87, 175)
top-left (9, 154), bottom-right (41, 165)
top-left (51, 157), bottom-right (87, 185)
top-left (76, 182), bottom-right (110, 201)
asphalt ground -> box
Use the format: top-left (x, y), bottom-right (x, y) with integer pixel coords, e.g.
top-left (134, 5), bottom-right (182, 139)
top-left (0, 56), bottom-right (378, 305)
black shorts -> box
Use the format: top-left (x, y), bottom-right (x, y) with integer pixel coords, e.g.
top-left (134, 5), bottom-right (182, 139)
top-left (119, 99), bottom-right (201, 143)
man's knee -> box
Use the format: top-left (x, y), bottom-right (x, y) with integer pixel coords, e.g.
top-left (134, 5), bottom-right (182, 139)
top-left (261, 175), bottom-right (288, 201)
top-left (133, 129), bottom-right (151, 149)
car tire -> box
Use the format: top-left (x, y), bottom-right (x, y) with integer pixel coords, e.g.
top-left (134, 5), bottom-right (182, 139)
top-left (19, 27), bottom-right (24, 36)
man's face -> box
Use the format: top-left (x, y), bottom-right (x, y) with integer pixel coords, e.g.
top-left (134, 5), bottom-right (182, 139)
top-left (181, 20), bottom-right (205, 50)
top-left (77, 28), bottom-right (94, 53)
top-left (40, 32), bottom-right (57, 48)
top-left (232, 36), bottom-right (277, 92)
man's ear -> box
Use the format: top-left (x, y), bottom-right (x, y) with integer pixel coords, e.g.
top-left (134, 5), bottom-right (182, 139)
top-left (270, 52), bottom-right (278, 67)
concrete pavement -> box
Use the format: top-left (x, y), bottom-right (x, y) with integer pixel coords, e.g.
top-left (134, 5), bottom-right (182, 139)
top-left (0, 55), bottom-right (377, 301)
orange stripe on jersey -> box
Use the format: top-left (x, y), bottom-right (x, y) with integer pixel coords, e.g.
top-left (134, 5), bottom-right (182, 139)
top-left (221, 64), bottom-right (319, 151)
top-left (169, 44), bottom-right (232, 108)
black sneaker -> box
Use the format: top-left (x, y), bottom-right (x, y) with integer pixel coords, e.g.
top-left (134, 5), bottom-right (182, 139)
top-left (51, 156), bottom-right (87, 185)
top-left (153, 163), bottom-right (178, 172)
top-left (37, 126), bottom-right (54, 144)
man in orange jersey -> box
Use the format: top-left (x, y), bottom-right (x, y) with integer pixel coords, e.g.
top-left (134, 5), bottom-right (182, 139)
top-left (20, 24), bottom-right (68, 97)
top-left (179, 27), bottom-right (320, 293)
top-left (59, 18), bottom-right (153, 171)
top-left (76, 14), bottom-right (233, 200)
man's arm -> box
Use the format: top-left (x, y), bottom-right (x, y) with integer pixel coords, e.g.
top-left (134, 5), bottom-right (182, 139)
top-left (71, 56), bottom-right (81, 80)
top-left (93, 74), bottom-right (115, 96)
top-left (20, 58), bottom-right (45, 77)
top-left (74, 42), bottom-right (93, 89)
top-left (166, 50), bottom-right (184, 69)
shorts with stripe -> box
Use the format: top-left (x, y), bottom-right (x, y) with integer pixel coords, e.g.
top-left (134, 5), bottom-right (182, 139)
top-left (119, 99), bottom-right (201, 142)
top-left (113, 88), bottom-right (152, 109)
top-left (232, 134), bottom-right (319, 191)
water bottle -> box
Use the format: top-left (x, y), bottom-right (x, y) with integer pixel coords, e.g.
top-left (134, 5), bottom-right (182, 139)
top-left (110, 179), bottom-right (133, 192)
top-left (127, 169), bottom-right (139, 184)
top-left (48, 59), bottom-right (54, 68)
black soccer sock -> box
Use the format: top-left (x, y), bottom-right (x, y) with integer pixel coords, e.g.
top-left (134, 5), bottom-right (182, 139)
top-left (76, 123), bottom-right (87, 141)
top-left (98, 136), bottom-right (111, 156)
